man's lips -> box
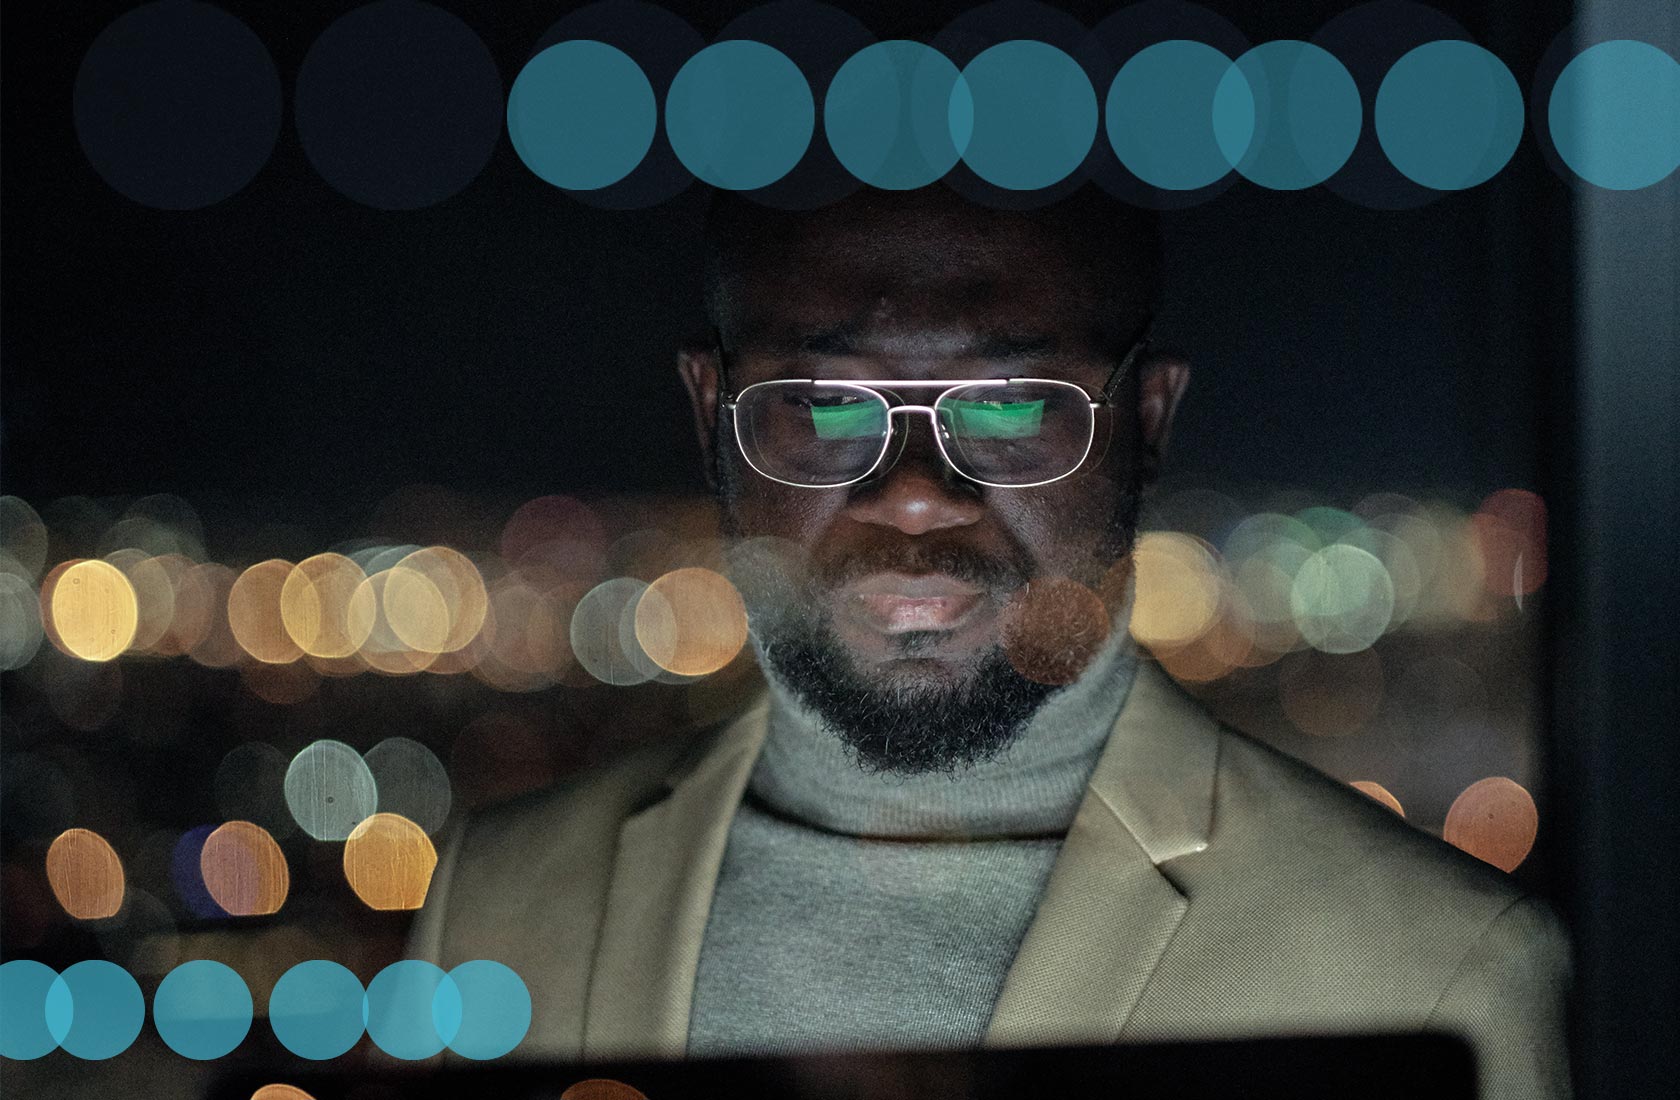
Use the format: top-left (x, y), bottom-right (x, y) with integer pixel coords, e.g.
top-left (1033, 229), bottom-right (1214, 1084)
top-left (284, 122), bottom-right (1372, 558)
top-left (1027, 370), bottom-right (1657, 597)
top-left (839, 572), bottom-right (988, 634)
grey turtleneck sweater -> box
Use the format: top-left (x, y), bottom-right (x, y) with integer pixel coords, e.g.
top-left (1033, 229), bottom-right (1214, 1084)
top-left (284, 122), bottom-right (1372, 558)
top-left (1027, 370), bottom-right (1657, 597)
top-left (685, 630), bottom-right (1141, 1056)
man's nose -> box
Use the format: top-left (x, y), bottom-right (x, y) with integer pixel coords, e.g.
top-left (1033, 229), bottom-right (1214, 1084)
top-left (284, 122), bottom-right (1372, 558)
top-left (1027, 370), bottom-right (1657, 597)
top-left (842, 408), bottom-right (985, 536)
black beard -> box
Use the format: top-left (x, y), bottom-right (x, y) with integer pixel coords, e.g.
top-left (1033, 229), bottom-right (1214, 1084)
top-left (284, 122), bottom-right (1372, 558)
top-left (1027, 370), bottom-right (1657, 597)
top-left (717, 434), bottom-right (1145, 777)
top-left (760, 612), bottom-right (1058, 776)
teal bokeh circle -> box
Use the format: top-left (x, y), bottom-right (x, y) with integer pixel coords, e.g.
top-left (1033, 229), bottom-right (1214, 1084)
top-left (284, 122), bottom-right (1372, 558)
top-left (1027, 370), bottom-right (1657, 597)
top-left (364, 960), bottom-right (461, 1060)
top-left (666, 40), bottom-right (814, 190)
top-left (446, 959), bottom-right (532, 1060)
top-left (54, 960), bottom-right (145, 1060)
top-left (153, 960), bottom-right (253, 1060)
top-left (955, 40), bottom-right (1097, 190)
top-left (269, 960), bottom-right (366, 1060)
top-left (1549, 40), bottom-right (1680, 190)
top-left (1216, 40), bottom-right (1362, 189)
top-left (825, 41), bottom-right (965, 189)
top-left (1107, 40), bottom-right (1252, 190)
top-left (1376, 40), bottom-right (1524, 190)
top-left (0, 960), bottom-right (61, 1059)
top-left (507, 40), bottom-right (657, 191)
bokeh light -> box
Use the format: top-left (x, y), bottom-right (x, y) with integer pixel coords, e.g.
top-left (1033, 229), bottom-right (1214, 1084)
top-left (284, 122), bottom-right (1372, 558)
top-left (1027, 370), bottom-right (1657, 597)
top-left (47, 558), bottom-right (138, 661)
top-left (214, 743), bottom-right (296, 839)
top-left (45, 827), bottom-right (126, 920)
top-left (571, 577), bottom-right (658, 686)
top-left (152, 958), bottom-right (253, 1059)
top-left (560, 1081), bottom-right (650, 1100)
top-left (1, 495), bottom-right (49, 579)
top-left (343, 812), bottom-right (437, 911)
top-left (1350, 779), bottom-right (1406, 817)
top-left (364, 736), bottom-right (452, 834)
top-left (251, 1087), bottom-right (318, 1100)
top-left (0, 572), bottom-right (45, 670)
top-left (284, 740), bottom-right (377, 842)
top-left (1444, 776), bottom-right (1539, 872)
top-left (230, 559), bottom-right (305, 664)
top-left (1290, 543), bottom-right (1396, 653)
top-left (633, 567), bottom-right (749, 677)
top-left (1001, 576), bottom-right (1110, 685)
top-left (391, 546), bottom-right (488, 652)
top-left (508, 40), bottom-right (657, 191)
top-left (199, 820), bottom-right (290, 917)
top-left (187, 563), bottom-right (244, 668)
top-left (280, 553), bottom-right (375, 658)
top-left (666, 40), bottom-right (814, 190)
top-left (1125, 532), bottom-right (1222, 650)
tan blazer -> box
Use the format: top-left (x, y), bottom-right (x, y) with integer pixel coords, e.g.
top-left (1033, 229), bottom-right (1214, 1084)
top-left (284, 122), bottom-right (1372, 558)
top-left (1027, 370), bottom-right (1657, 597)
top-left (409, 660), bottom-right (1571, 1099)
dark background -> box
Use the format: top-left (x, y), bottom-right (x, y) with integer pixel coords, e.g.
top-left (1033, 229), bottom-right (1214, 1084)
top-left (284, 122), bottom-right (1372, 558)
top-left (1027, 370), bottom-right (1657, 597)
top-left (9, 2), bottom-right (1679, 1099)
top-left (1, 0), bottom-right (1573, 546)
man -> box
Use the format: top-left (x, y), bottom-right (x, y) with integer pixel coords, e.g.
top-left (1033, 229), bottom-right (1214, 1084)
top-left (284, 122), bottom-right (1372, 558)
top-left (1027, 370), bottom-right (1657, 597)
top-left (410, 186), bottom-right (1570, 1099)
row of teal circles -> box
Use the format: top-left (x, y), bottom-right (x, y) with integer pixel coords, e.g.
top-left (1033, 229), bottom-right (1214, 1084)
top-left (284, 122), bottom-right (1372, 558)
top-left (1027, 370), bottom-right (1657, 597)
top-left (0, 958), bottom-right (529, 1062)
top-left (513, 36), bottom-right (1680, 193)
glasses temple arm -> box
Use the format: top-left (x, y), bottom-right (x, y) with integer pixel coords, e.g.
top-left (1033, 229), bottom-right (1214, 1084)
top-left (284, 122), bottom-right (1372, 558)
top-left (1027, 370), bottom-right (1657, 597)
top-left (1097, 314), bottom-right (1155, 404)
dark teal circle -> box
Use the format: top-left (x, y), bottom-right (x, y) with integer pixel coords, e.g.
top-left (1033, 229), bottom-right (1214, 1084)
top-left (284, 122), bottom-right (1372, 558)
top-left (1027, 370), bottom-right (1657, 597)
top-left (269, 960), bottom-right (365, 1060)
top-left (956, 40), bottom-right (1097, 190)
top-left (53, 961), bottom-right (145, 1060)
top-left (1107, 40), bottom-right (1252, 191)
top-left (1216, 40), bottom-right (1362, 189)
top-left (153, 960), bottom-right (253, 1060)
top-left (1549, 40), bottom-right (1680, 190)
top-left (666, 41), bottom-right (814, 190)
top-left (824, 41), bottom-right (964, 189)
top-left (508, 40), bottom-right (657, 191)
top-left (446, 960), bottom-right (531, 1060)
top-left (364, 960), bottom-right (461, 1060)
top-left (1376, 40), bottom-right (1524, 190)
top-left (73, 0), bottom-right (281, 209)
top-left (0, 960), bottom-right (60, 1059)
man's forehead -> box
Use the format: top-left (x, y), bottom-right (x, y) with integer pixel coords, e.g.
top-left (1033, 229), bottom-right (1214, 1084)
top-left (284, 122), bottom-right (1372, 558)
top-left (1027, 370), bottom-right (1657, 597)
top-left (723, 200), bottom-right (1108, 354)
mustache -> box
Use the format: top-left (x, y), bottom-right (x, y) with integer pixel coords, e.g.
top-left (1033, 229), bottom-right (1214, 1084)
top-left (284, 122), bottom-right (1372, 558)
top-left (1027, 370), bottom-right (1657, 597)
top-left (813, 540), bottom-right (1032, 592)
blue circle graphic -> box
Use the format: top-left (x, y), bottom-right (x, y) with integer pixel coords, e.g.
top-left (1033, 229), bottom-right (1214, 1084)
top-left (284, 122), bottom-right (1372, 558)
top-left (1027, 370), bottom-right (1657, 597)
top-left (269, 960), bottom-right (366, 1060)
top-left (364, 960), bottom-right (461, 1060)
top-left (1107, 40), bottom-right (1252, 191)
top-left (508, 40), bottom-right (657, 192)
top-left (1216, 40), bottom-right (1362, 189)
top-left (53, 960), bottom-right (145, 1060)
top-left (1376, 41), bottom-right (1524, 190)
top-left (825, 41), bottom-right (965, 189)
top-left (0, 960), bottom-right (61, 1059)
top-left (73, 0), bottom-right (281, 210)
top-left (666, 41), bottom-right (814, 190)
top-left (295, 0), bottom-right (504, 210)
top-left (153, 960), bottom-right (253, 1060)
top-left (1550, 40), bottom-right (1680, 190)
top-left (956, 40), bottom-right (1097, 190)
top-left (447, 960), bottom-right (532, 1060)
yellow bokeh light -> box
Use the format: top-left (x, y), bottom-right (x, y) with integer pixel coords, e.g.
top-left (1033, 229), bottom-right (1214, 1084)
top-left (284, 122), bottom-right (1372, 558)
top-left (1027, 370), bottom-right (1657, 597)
top-left (48, 558), bottom-right (139, 661)
top-left (280, 553), bottom-right (375, 658)
top-left (1444, 776), bottom-right (1538, 873)
top-left (353, 569), bottom-right (438, 676)
top-left (1350, 780), bottom-right (1405, 817)
top-left (391, 546), bottom-right (488, 653)
top-left (230, 560), bottom-right (305, 665)
top-left (200, 820), bottom-right (290, 917)
top-left (634, 567), bottom-right (749, 677)
top-left (104, 549), bottom-right (177, 653)
top-left (251, 1086), bottom-right (317, 1100)
top-left (1125, 532), bottom-right (1222, 650)
top-left (46, 827), bottom-right (126, 920)
top-left (342, 813), bottom-right (438, 911)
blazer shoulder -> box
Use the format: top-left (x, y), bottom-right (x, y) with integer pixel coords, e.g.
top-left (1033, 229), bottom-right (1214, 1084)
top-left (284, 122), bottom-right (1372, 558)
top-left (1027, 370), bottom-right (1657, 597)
top-left (1204, 724), bottom-right (1533, 920)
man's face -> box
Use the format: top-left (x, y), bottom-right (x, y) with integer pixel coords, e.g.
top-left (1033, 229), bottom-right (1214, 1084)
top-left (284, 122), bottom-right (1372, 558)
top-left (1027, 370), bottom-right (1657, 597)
top-left (682, 192), bottom-right (1187, 773)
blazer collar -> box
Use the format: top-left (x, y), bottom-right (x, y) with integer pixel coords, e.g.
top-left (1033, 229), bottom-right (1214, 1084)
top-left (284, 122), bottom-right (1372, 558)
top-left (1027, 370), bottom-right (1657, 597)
top-left (581, 657), bottom-right (1220, 1057)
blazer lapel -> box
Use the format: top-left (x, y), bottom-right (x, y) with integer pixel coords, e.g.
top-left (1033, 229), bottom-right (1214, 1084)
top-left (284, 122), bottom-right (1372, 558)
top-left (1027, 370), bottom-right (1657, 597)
top-left (582, 694), bottom-right (771, 1059)
top-left (984, 659), bottom-right (1220, 1047)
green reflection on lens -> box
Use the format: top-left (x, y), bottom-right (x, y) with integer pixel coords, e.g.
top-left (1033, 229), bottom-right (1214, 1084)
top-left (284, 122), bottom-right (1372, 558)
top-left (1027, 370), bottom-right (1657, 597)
top-left (809, 402), bottom-right (886, 439)
top-left (942, 398), bottom-right (1044, 438)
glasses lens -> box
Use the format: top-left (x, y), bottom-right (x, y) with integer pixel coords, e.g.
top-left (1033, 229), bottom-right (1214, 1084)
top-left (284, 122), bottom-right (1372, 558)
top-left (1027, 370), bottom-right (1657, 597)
top-left (937, 382), bottom-right (1093, 485)
top-left (735, 383), bottom-right (890, 486)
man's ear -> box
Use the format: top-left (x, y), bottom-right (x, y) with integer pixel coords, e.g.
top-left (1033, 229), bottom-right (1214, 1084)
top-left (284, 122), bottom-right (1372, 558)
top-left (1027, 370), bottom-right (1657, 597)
top-left (1136, 352), bottom-right (1191, 483)
top-left (678, 340), bottom-right (723, 490)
